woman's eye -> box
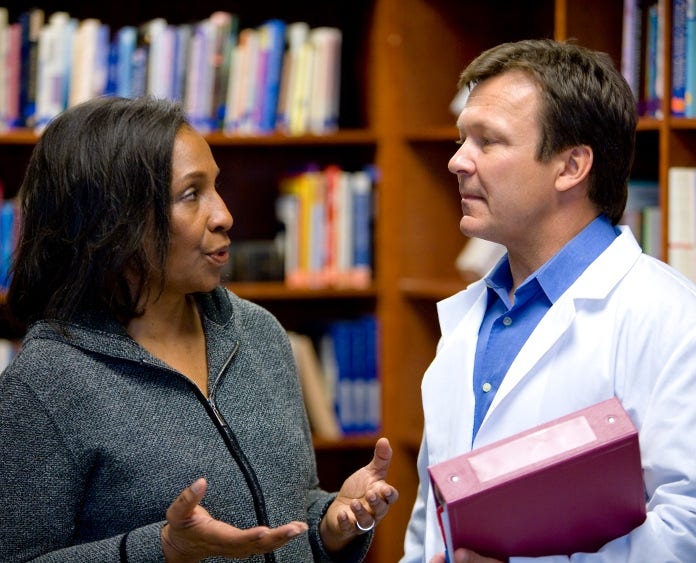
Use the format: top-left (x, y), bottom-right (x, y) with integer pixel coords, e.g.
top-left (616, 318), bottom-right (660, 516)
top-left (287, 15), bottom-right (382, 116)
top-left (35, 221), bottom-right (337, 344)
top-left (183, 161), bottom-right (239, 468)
top-left (181, 188), bottom-right (198, 201)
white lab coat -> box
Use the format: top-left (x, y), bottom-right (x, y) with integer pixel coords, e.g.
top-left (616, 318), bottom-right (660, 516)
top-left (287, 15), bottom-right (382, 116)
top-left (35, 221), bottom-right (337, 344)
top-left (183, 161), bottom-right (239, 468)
top-left (401, 228), bottom-right (696, 562)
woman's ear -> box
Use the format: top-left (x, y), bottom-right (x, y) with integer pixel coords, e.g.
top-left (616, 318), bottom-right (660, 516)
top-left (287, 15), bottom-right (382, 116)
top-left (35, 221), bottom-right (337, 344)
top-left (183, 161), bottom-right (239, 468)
top-left (555, 145), bottom-right (593, 192)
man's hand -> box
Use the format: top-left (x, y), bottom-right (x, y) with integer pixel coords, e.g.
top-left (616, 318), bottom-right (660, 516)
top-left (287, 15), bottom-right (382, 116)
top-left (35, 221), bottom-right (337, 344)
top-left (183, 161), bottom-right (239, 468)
top-left (161, 478), bottom-right (308, 562)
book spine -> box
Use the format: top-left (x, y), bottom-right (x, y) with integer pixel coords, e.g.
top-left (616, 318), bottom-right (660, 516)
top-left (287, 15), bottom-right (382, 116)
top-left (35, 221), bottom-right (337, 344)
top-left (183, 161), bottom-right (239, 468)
top-left (667, 166), bottom-right (696, 282)
top-left (258, 19), bottom-right (285, 133)
top-left (116, 26), bottom-right (136, 98)
top-left (350, 169), bottom-right (373, 288)
top-left (0, 8), bottom-right (9, 131)
top-left (686, 0), bottom-right (696, 116)
top-left (672, 0), bottom-right (688, 116)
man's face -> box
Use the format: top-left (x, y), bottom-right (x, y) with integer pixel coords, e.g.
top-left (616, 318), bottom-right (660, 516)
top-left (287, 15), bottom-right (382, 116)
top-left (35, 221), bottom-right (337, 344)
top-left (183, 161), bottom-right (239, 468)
top-left (449, 70), bottom-right (564, 251)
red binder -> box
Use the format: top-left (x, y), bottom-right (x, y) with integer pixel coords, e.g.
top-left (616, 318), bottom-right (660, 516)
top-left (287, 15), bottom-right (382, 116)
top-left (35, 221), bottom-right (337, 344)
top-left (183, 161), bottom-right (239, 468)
top-left (428, 397), bottom-right (646, 560)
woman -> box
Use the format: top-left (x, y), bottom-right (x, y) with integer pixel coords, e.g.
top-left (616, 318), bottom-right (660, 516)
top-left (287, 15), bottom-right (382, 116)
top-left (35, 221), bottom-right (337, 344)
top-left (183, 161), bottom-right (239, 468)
top-left (0, 96), bottom-right (397, 562)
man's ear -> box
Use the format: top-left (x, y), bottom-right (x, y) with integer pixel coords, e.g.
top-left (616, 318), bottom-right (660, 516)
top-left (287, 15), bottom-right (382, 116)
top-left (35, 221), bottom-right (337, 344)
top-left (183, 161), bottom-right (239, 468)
top-left (556, 145), bottom-right (593, 192)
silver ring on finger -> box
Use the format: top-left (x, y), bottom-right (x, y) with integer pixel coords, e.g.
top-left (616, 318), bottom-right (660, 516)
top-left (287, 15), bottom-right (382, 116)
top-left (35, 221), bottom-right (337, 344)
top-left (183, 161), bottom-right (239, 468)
top-left (356, 520), bottom-right (375, 533)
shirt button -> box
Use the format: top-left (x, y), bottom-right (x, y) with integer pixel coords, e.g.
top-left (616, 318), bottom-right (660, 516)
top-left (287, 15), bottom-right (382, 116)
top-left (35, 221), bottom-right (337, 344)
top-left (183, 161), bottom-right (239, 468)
top-left (502, 316), bottom-right (512, 326)
top-left (482, 382), bottom-right (492, 393)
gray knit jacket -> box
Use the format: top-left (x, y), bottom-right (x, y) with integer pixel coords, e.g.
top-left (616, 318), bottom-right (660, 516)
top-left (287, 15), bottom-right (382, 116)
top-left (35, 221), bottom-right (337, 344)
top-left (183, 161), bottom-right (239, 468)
top-left (0, 287), bottom-right (371, 562)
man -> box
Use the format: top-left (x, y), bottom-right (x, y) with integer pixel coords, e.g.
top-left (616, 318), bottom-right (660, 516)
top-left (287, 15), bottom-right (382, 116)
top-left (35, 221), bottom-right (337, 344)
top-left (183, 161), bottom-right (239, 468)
top-left (401, 39), bottom-right (696, 563)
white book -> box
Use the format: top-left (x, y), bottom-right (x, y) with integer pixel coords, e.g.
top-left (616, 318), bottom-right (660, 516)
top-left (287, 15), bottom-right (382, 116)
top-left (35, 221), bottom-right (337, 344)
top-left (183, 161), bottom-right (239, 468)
top-left (277, 22), bottom-right (309, 133)
top-left (69, 18), bottom-right (102, 107)
top-left (144, 18), bottom-right (173, 100)
top-left (36, 12), bottom-right (75, 131)
top-left (308, 27), bottom-right (341, 134)
top-left (667, 166), bottom-right (696, 281)
top-left (184, 18), bottom-right (216, 132)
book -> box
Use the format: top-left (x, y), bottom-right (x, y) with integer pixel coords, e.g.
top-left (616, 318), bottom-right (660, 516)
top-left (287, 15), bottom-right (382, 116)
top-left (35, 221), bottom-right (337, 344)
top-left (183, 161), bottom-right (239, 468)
top-left (184, 18), bottom-right (215, 132)
top-left (672, 0), bottom-right (688, 116)
top-left (18, 8), bottom-right (44, 128)
top-left (36, 12), bottom-right (74, 131)
top-left (686, 0), bottom-right (696, 116)
top-left (209, 11), bottom-right (237, 130)
top-left (4, 22), bottom-right (22, 129)
top-left (667, 166), bottom-right (696, 281)
top-left (349, 169), bottom-right (373, 288)
top-left (308, 26), bottom-right (342, 134)
top-left (0, 8), bottom-right (9, 131)
top-left (428, 397), bottom-right (646, 560)
top-left (621, 0), bottom-right (643, 101)
top-left (287, 331), bottom-right (342, 440)
top-left (257, 19), bottom-right (286, 134)
top-left (115, 25), bottom-right (137, 98)
top-left (143, 18), bottom-right (174, 100)
top-left (69, 18), bottom-right (102, 107)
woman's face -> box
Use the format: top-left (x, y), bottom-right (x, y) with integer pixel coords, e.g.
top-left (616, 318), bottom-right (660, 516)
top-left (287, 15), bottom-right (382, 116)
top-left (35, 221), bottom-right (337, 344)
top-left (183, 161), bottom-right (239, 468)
top-left (162, 126), bottom-right (233, 296)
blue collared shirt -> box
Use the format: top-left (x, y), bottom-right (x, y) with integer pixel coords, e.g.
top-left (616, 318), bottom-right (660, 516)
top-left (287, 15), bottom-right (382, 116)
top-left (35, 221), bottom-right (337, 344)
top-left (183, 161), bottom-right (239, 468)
top-left (471, 215), bottom-right (620, 440)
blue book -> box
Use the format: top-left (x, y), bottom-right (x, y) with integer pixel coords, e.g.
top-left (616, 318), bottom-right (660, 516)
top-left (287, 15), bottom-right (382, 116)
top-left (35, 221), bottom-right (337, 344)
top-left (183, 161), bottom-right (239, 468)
top-left (258, 19), bottom-right (286, 133)
top-left (350, 169), bottom-right (374, 287)
top-left (357, 315), bottom-right (380, 433)
top-left (672, 0), bottom-right (688, 116)
top-left (329, 320), bottom-right (356, 433)
top-left (686, 0), bottom-right (696, 116)
top-left (0, 200), bottom-right (17, 290)
top-left (116, 26), bottom-right (137, 98)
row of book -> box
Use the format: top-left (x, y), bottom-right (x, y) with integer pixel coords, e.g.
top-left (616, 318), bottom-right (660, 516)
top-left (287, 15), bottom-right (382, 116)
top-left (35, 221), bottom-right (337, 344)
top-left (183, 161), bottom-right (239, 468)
top-left (276, 164), bottom-right (375, 289)
top-left (668, 166), bottom-right (696, 282)
top-left (621, 0), bottom-right (696, 118)
top-left (288, 315), bottom-right (380, 439)
top-left (0, 8), bottom-right (342, 135)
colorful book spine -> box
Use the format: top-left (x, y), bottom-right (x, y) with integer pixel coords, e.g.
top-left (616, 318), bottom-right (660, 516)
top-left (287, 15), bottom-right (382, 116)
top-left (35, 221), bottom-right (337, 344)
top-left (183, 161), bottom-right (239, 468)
top-left (257, 19), bottom-right (286, 134)
top-left (686, 0), bottom-right (696, 116)
top-left (115, 26), bottom-right (137, 98)
top-left (672, 0), bottom-right (688, 116)
top-left (350, 169), bottom-right (374, 288)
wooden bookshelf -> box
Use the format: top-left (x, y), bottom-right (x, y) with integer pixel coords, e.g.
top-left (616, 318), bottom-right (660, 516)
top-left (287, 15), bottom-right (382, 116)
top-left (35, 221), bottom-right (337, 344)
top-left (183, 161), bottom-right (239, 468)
top-left (0, 1), bottom-right (695, 561)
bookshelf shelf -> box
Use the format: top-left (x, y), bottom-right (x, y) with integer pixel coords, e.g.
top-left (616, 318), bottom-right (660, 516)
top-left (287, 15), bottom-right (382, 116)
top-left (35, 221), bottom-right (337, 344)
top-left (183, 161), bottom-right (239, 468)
top-left (227, 281), bottom-right (377, 301)
top-left (403, 126), bottom-right (458, 143)
top-left (205, 129), bottom-right (378, 147)
top-left (0, 130), bottom-right (40, 145)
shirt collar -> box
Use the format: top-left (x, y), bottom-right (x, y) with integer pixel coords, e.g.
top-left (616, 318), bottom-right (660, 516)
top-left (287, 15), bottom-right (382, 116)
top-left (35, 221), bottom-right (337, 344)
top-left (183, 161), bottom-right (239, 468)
top-left (485, 214), bottom-right (619, 304)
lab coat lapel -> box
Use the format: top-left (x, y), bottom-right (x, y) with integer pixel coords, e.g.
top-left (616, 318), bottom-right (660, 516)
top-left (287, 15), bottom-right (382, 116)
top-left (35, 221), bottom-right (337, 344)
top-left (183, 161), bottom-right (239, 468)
top-left (422, 280), bottom-right (488, 461)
